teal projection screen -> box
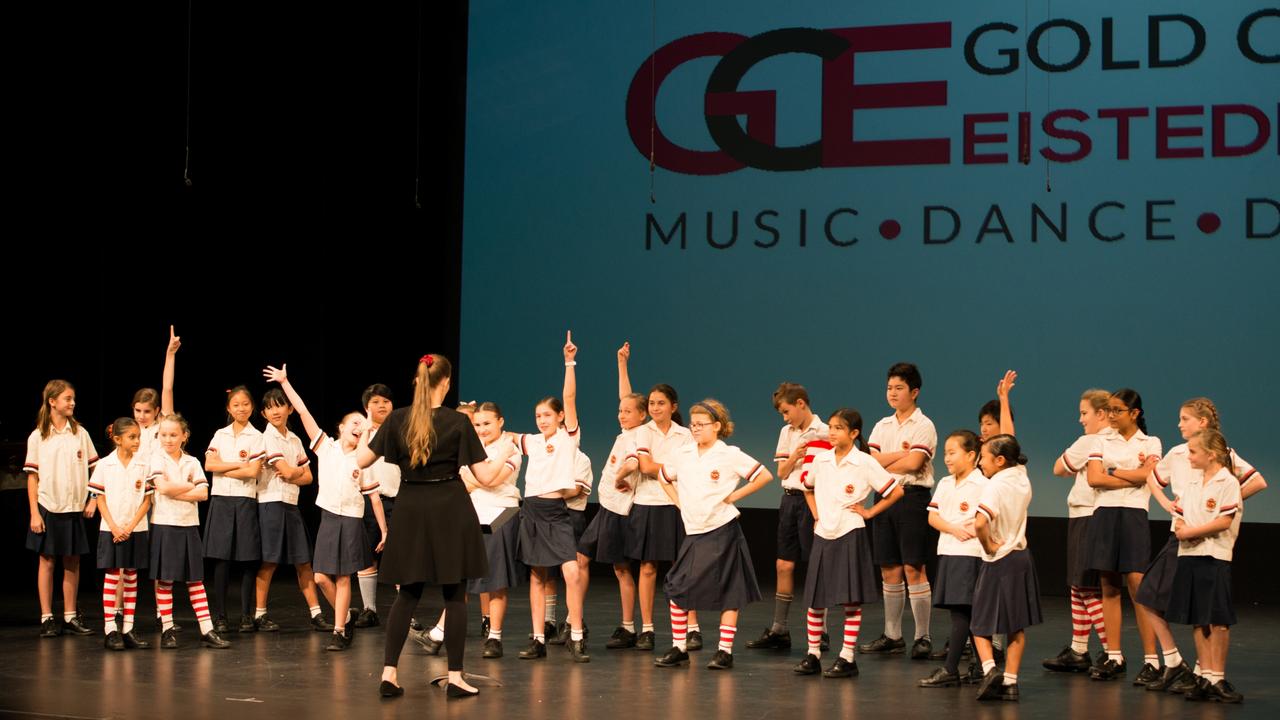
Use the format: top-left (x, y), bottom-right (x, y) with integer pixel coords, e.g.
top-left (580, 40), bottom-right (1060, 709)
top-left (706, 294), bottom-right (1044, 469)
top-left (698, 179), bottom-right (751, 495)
top-left (460, 1), bottom-right (1279, 519)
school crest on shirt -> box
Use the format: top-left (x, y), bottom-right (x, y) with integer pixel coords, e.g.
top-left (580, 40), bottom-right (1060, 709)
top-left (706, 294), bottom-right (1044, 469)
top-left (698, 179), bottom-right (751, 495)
top-left (1206, 498), bottom-right (1217, 511)
top-left (239, 449), bottom-right (248, 460)
top-left (77, 449), bottom-right (83, 459)
top-left (351, 469), bottom-right (360, 480)
top-left (710, 470), bottom-right (720, 480)
top-left (845, 484), bottom-right (855, 495)
top-left (135, 479), bottom-right (143, 490)
top-left (960, 502), bottom-right (969, 512)
top-left (610, 455), bottom-right (617, 465)
top-left (546, 444), bottom-right (555, 454)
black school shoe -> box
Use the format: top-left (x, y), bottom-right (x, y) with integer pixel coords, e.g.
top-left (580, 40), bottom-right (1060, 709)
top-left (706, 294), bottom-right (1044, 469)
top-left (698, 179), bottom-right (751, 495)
top-left (482, 638), bottom-right (504, 658)
top-left (325, 630), bottom-right (351, 651)
top-left (859, 634), bottom-right (905, 654)
top-left (1090, 657), bottom-right (1127, 680)
top-left (213, 615), bottom-right (231, 635)
top-left (918, 667), bottom-right (961, 688)
top-left (1168, 669), bottom-right (1199, 694)
top-left (310, 614), bottom-right (335, 632)
top-left (1209, 679), bottom-right (1243, 704)
top-left (203, 630), bottom-right (232, 649)
top-left (910, 637), bottom-right (932, 660)
top-left (1132, 662), bottom-right (1161, 686)
top-left (823, 657), bottom-right (858, 678)
top-left (975, 668), bottom-right (1005, 701)
top-left (122, 631), bottom-right (150, 649)
top-left (39, 618), bottom-right (62, 638)
top-left (254, 614), bottom-right (281, 632)
top-left (65, 614), bottom-right (94, 635)
top-left (606, 627), bottom-right (637, 649)
top-left (568, 638), bottom-right (591, 663)
top-left (746, 628), bottom-right (791, 650)
top-left (161, 628), bottom-right (179, 649)
top-left (686, 630), bottom-right (703, 651)
top-left (999, 683), bottom-right (1020, 701)
top-left (238, 614), bottom-right (257, 633)
top-left (654, 647), bottom-right (689, 667)
top-left (104, 631), bottom-right (125, 651)
top-left (1043, 647), bottom-right (1092, 672)
top-left (353, 608), bottom-right (379, 628)
top-left (412, 630), bottom-right (443, 655)
top-left (793, 654), bottom-right (821, 675)
top-left (1145, 662), bottom-right (1190, 691)
top-left (1183, 675), bottom-right (1213, 702)
top-left (634, 631), bottom-right (655, 651)
top-left (706, 650), bottom-right (733, 670)
top-left (964, 661), bottom-right (984, 684)
top-left (518, 639), bottom-right (546, 659)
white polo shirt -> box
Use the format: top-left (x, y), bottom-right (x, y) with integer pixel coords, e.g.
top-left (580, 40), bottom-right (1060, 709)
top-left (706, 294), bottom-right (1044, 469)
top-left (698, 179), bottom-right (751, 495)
top-left (633, 420), bottom-right (693, 506)
top-left (89, 450), bottom-right (154, 532)
top-left (774, 415), bottom-right (831, 491)
top-left (659, 440), bottom-right (764, 535)
top-left (567, 450), bottom-right (593, 512)
top-left (598, 428), bottom-right (640, 516)
top-left (311, 434), bottom-right (379, 518)
top-left (148, 451), bottom-right (207, 527)
top-left (515, 426), bottom-right (581, 498)
top-left (1173, 466), bottom-right (1242, 562)
top-left (1095, 430), bottom-right (1162, 510)
top-left (868, 407), bottom-right (936, 488)
top-left (258, 423), bottom-right (310, 505)
top-left (1155, 443), bottom-right (1255, 530)
top-left (1058, 428), bottom-right (1114, 518)
top-left (24, 422), bottom-right (99, 513)
top-left (975, 465), bottom-right (1032, 562)
top-left (807, 447), bottom-right (897, 540)
top-left (468, 439), bottom-right (523, 511)
top-left (365, 425), bottom-right (403, 498)
top-left (206, 423), bottom-right (266, 498)
top-left (138, 423), bottom-right (160, 459)
top-left (928, 470), bottom-right (988, 557)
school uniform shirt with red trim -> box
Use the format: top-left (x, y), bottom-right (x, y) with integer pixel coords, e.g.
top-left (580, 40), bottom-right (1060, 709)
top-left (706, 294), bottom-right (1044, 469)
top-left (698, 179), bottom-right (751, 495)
top-left (310, 434), bottom-right (379, 518)
top-left (467, 439), bottom-right (523, 511)
top-left (632, 420), bottom-right (693, 506)
top-left (598, 428), bottom-right (640, 516)
top-left (89, 450), bottom-right (154, 532)
top-left (24, 422), bottom-right (99, 513)
top-left (365, 425), bottom-right (402, 499)
top-left (138, 423), bottom-right (160, 459)
top-left (513, 426), bottom-right (581, 498)
top-left (1058, 428), bottom-right (1115, 518)
top-left (658, 440), bottom-right (765, 535)
top-left (148, 452), bottom-right (207, 527)
top-left (1172, 466), bottom-right (1242, 562)
top-left (867, 408), bottom-right (937, 489)
top-left (928, 471), bottom-right (988, 558)
top-left (806, 447), bottom-right (897, 540)
top-left (206, 423), bottom-right (267, 498)
top-left (1155, 443), bottom-right (1256, 530)
top-left (974, 465), bottom-right (1032, 562)
top-left (567, 450), bottom-right (594, 512)
top-left (774, 415), bottom-right (831, 491)
top-left (258, 423), bottom-right (311, 505)
top-left (1095, 430), bottom-right (1162, 511)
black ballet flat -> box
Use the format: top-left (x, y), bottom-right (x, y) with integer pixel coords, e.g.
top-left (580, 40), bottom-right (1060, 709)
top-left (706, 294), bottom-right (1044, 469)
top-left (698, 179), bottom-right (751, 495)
top-left (379, 680), bottom-right (404, 698)
top-left (446, 682), bottom-right (479, 699)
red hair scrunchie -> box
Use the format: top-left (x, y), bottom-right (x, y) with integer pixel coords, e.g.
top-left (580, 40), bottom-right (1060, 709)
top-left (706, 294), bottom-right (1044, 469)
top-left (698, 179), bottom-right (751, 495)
top-left (420, 354), bottom-right (434, 367)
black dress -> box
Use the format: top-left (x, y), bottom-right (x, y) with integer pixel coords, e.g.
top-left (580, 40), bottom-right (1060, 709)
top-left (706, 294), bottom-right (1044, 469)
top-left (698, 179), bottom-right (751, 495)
top-left (369, 406), bottom-right (489, 585)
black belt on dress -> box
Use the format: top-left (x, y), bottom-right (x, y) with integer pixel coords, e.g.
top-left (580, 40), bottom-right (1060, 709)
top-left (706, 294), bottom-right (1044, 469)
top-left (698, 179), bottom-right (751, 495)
top-left (402, 474), bottom-right (461, 485)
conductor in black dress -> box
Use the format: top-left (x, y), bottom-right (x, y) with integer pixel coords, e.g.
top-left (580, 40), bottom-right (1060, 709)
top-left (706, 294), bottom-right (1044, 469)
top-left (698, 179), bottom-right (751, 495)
top-left (361, 353), bottom-right (516, 698)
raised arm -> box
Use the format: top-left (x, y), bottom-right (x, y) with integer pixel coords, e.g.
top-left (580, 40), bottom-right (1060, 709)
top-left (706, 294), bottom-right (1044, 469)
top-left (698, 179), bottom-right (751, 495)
top-left (617, 342), bottom-right (633, 399)
top-left (996, 370), bottom-right (1017, 436)
top-left (264, 364), bottom-right (322, 443)
top-left (161, 325), bottom-right (180, 417)
top-left (563, 331), bottom-right (578, 431)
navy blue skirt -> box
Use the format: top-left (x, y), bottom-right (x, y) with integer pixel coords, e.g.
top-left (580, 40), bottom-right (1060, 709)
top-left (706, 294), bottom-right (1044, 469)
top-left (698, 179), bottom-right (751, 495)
top-left (1084, 506), bottom-right (1150, 574)
top-left (664, 519), bottom-right (762, 612)
top-left (519, 497), bottom-right (578, 568)
top-left (803, 528), bottom-right (880, 609)
top-left (313, 510), bottom-right (374, 576)
top-left (1165, 556), bottom-right (1235, 627)
top-left (203, 496), bottom-right (262, 562)
top-left (970, 549), bottom-right (1043, 636)
top-left (933, 554), bottom-right (982, 609)
top-left (468, 514), bottom-right (525, 594)
top-left (25, 506), bottom-right (90, 557)
top-left (578, 506), bottom-right (631, 565)
top-left (259, 502), bottom-right (312, 565)
top-left (1134, 534), bottom-right (1178, 613)
top-left (626, 504), bottom-right (685, 563)
top-left (1066, 516), bottom-right (1100, 587)
top-left (97, 530), bottom-right (150, 570)
top-left (150, 525), bottom-right (205, 582)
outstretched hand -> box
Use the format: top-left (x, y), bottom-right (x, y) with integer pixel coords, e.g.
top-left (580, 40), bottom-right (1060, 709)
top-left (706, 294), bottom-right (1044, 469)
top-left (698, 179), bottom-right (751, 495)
top-left (996, 369), bottom-right (1017, 400)
top-left (167, 325), bottom-right (181, 354)
top-left (263, 365), bottom-right (288, 384)
top-left (564, 331), bottom-right (578, 362)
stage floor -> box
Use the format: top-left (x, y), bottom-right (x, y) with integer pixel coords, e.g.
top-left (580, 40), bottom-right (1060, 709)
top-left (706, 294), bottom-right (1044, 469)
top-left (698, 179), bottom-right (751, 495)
top-left (0, 576), bottom-right (1274, 719)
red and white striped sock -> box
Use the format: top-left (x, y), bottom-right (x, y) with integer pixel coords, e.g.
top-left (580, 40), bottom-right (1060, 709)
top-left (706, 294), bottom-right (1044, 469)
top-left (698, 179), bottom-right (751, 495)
top-left (189, 581), bottom-right (214, 635)
top-left (806, 608), bottom-right (826, 657)
top-left (718, 624), bottom-right (736, 653)
top-left (841, 605), bottom-right (862, 662)
top-left (1081, 587), bottom-right (1107, 647)
top-left (156, 581), bottom-right (175, 632)
top-left (121, 570), bottom-right (138, 635)
top-left (102, 570), bottom-right (120, 635)
top-left (1069, 585), bottom-right (1091, 654)
top-left (669, 601), bottom-right (688, 651)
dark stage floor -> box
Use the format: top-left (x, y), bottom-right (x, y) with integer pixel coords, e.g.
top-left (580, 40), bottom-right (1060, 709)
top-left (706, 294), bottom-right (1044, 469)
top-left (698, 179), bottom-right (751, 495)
top-left (0, 575), bottom-right (1274, 719)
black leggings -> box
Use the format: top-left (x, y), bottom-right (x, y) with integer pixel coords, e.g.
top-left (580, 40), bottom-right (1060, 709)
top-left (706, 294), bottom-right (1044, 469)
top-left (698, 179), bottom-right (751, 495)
top-left (944, 605), bottom-right (973, 675)
top-left (385, 582), bottom-right (467, 671)
top-left (208, 559), bottom-right (256, 619)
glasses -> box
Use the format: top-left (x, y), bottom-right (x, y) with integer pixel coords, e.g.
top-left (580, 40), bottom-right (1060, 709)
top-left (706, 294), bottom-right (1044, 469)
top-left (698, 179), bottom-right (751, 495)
top-left (1106, 406), bottom-right (1132, 416)
top-left (688, 422), bottom-right (717, 431)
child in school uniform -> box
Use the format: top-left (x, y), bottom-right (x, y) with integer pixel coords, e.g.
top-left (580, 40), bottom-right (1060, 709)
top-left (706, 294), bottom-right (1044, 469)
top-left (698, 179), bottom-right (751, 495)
top-left (652, 399), bottom-right (773, 671)
top-left (263, 364), bottom-right (387, 651)
top-left (577, 391), bottom-right (646, 649)
top-left (354, 384), bottom-right (400, 629)
top-left (25, 379), bottom-right (99, 637)
top-left (747, 383), bottom-right (829, 652)
top-left (132, 326), bottom-right (180, 460)
top-left (91, 418), bottom-right (154, 650)
top-left (546, 449), bottom-right (595, 646)
top-left (1138, 399), bottom-right (1265, 693)
top-left (793, 408), bottom-right (901, 679)
top-left (1043, 389), bottom-right (1114, 672)
top-left (148, 414), bottom-right (230, 649)
top-left (1165, 429), bottom-right (1245, 703)
top-left (252, 388), bottom-right (333, 632)
top-left (510, 334), bottom-right (589, 662)
top-left (619, 343), bottom-right (699, 651)
top-left (1083, 388), bottom-right (1162, 682)
top-left (971, 434), bottom-right (1041, 702)
top-left (863, 362), bottom-right (938, 659)
top-left (203, 387), bottom-right (266, 634)
top-left (918, 430), bottom-right (988, 687)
